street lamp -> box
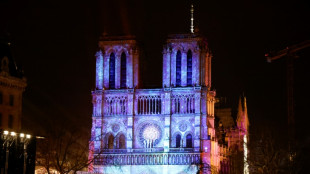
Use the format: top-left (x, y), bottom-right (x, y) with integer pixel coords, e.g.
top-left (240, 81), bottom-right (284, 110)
top-left (2, 130), bottom-right (16, 174)
top-left (1, 130), bottom-right (32, 174)
top-left (20, 133), bottom-right (31, 174)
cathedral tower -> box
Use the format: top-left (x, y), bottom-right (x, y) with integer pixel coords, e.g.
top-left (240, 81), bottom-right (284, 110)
top-left (96, 35), bottom-right (140, 90)
top-left (162, 34), bottom-right (212, 89)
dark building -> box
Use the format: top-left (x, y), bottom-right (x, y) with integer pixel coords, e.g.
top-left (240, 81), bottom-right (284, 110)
top-left (0, 37), bottom-right (35, 174)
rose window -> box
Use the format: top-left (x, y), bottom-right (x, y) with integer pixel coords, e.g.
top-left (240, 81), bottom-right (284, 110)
top-left (139, 123), bottom-right (162, 147)
top-left (143, 125), bottom-right (160, 141)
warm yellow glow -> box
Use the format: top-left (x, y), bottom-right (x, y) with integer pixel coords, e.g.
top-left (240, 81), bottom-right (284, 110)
top-left (10, 132), bottom-right (16, 136)
top-left (4, 130), bottom-right (9, 135)
top-left (190, 4), bottom-right (194, 33)
top-left (20, 133), bottom-right (25, 138)
top-left (26, 134), bottom-right (31, 139)
top-left (243, 135), bottom-right (249, 174)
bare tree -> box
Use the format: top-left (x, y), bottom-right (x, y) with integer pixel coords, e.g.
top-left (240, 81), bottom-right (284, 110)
top-left (36, 125), bottom-right (96, 174)
top-left (247, 126), bottom-right (287, 174)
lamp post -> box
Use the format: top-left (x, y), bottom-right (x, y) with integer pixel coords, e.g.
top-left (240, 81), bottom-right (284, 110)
top-left (1, 130), bottom-right (32, 174)
top-left (2, 130), bottom-right (16, 174)
top-left (20, 133), bottom-right (31, 174)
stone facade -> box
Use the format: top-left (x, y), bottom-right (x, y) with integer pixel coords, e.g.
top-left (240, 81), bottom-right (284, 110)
top-left (88, 34), bottom-right (249, 174)
top-left (0, 42), bottom-right (26, 131)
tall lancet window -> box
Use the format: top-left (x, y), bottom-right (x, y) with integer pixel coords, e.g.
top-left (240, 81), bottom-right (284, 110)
top-left (186, 134), bottom-right (193, 148)
top-left (120, 52), bottom-right (127, 88)
top-left (176, 134), bottom-right (181, 148)
top-left (109, 53), bottom-right (116, 89)
top-left (176, 50), bottom-right (182, 86)
top-left (108, 135), bottom-right (114, 149)
top-left (187, 50), bottom-right (192, 86)
top-left (119, 134), bottom-right (126, 149)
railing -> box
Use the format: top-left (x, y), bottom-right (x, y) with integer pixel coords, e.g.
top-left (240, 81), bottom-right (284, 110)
top-left (94, 147), bottom-right (165, 154)
top-left (132, 147), bottom-right (164, 153)
top-left (93, 153), bottom-right (200, 165)
top-left (168, 148), bottom-right (200, 152)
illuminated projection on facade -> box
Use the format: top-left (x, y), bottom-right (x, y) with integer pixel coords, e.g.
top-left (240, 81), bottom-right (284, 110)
top-left (88, 34), bottom-right (249, 174)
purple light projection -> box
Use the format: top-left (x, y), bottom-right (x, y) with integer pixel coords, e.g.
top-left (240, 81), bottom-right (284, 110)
top-left (88, 35), bottom-right (227, 174)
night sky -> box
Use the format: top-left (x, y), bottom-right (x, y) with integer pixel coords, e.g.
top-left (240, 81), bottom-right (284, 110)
top-left (1, 0), bottom-right (310, 146)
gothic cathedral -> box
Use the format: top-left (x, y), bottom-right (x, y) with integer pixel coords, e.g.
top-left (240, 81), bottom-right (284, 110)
top-left (88, 33), bottom-right (249, 174)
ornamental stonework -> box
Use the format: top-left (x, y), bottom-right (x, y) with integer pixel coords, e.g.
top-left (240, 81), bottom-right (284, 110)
top-left (179, 122), bottom-right (187, 132)
top-left (112, 124), bottom-right (120, 132)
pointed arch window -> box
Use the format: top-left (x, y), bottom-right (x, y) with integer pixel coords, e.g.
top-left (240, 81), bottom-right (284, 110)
top-left (187, 50), bottom-right (192, 86)
top-left (120, 52), bottom-right (127, 88)
top-left (119, 134), bottom-right (126, 149)
top-left (186, 134), bottom-right (192, 148)
top-left (176, 134), bottom-right (181, 148)
top-left (108, 134), bottom-right (114, 149)
top-left (109, 53), bottom-right (116, 89)
top-left (176, 50), bottom-right (182, 86)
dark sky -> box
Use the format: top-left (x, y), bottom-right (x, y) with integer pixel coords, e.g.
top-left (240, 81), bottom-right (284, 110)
top-left (1, 0), bottom-right (310, 145)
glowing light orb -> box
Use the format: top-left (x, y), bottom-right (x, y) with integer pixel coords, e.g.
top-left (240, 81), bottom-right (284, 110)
top-left (139, 122), bottom-right (162, 147)
top-left (143, 125), bottom-right (160, 141)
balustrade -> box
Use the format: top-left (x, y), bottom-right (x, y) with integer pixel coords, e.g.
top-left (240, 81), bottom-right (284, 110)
top-left (93, 153), bottom-right (200, 165)
top-left (94, 147), bottom-right (165, 154)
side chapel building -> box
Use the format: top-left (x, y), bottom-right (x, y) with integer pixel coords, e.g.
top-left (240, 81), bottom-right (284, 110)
top-left (88, 33), bottom-right (249, 174)
top-left (0, 41), bottom-right (26, 131)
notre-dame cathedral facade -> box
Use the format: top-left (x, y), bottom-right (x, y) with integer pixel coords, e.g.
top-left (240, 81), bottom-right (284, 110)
top-left (88, 33), bottom-right (249, 174)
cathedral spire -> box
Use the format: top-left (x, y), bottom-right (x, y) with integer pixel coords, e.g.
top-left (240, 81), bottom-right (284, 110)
top-left (190, 3), bottom-right (194, 34)
top-left (237, 95), bottom-right (249, 133)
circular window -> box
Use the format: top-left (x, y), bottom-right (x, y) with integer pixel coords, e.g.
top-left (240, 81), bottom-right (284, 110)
top-left (143, 125), bottom-right (160, 140)
top-left (112, 124), bottom-right (120, 132)
top-left (179, 122), bottom-right (188, 132)
top-left (138, 122), bottom-right (162, 147)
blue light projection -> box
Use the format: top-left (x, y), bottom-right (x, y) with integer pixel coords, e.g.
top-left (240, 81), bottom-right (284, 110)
top-left (95, 51), bottom-right (103, 90)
